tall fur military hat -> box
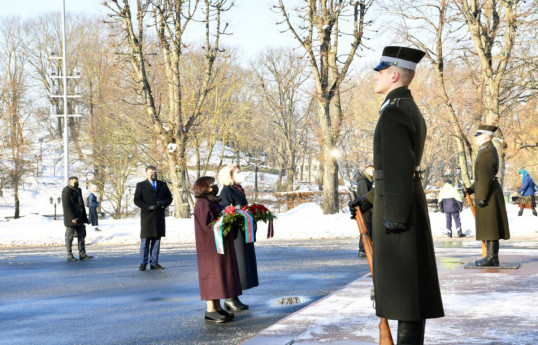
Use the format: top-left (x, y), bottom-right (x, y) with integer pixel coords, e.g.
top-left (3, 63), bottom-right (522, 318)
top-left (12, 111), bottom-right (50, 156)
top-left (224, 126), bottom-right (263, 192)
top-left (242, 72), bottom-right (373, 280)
top-left (474, 124), bottom-right (498, 136)
top-left (373, 46), bottom-right (426, 71)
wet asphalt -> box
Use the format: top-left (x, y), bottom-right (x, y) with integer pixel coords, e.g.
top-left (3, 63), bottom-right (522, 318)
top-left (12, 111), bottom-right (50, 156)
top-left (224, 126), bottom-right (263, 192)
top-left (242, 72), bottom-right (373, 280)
top-left (0, 240), bottom-right (370, 345)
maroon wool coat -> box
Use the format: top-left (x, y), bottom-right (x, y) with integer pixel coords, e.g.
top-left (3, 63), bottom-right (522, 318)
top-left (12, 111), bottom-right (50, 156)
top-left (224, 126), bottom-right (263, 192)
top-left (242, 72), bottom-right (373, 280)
top-left (194, 196), bottom-right (242, 300)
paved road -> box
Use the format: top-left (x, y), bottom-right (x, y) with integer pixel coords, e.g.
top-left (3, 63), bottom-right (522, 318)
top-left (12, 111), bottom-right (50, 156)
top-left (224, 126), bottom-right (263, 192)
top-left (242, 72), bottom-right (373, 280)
top-left (0, 240), bottom-right (370, 345)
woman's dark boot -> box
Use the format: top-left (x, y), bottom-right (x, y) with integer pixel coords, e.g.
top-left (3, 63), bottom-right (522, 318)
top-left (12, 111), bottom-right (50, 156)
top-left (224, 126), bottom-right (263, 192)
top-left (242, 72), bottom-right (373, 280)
top-left (225, 297), bottom-right (246, 312)
top-left (234, 297), bottom-right (249, 310)
top-left (397, 320), bottom-right (425, 345)
top-left (475, 240), bottom-right (499, 266)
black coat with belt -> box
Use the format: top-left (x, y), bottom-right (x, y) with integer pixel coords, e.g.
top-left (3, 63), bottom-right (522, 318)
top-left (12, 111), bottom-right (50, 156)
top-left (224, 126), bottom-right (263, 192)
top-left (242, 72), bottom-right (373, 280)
top-left (62, 185), bottom-right (89, 227)
top-left (468, 141), bottom-right (510, 240)
top-left (365, 86), bottom-right (444, 321)
top-left (352, 170), bottom-right (373, 223)
top-left (219, 185), bottom-right (259, 290)
top-left (134, 179), bottom-right (173, 238)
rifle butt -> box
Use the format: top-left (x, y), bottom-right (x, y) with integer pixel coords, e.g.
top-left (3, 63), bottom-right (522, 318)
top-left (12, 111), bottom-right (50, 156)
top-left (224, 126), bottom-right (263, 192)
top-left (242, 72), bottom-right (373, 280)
top-left (466, 193), bottom-right (486, 257)
top-left (379, 318), bottom-right (394, 345)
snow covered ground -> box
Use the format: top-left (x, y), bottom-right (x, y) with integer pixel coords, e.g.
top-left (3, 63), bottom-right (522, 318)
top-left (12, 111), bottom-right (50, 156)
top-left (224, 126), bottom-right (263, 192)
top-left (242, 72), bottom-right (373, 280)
top-left (1, 202), bottom-right (536, 247)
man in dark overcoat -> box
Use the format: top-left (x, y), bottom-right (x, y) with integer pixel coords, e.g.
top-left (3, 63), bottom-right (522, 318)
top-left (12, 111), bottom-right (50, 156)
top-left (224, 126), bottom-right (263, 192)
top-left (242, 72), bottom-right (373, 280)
top-left (62, 176), bottom-right (93, 261)
top-left (465, 125), bottom-right (510, 266)
top-left (134, 166), bottom-right (173, 271)
top-left (350, 46), bottom-right (444, 344)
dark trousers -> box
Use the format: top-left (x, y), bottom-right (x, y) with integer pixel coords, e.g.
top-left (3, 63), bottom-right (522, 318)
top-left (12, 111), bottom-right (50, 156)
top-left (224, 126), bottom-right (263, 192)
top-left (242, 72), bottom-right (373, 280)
top-left (65, 226), bottom-right (87, 256)
top-left (358, 222), bottom-right (373, 253)
top-left (140, 237), bottom-right (161, 266)
top-left (445, 212), bottom-right (461, 231)
top-left (89, 207), bottom-right (99, 226)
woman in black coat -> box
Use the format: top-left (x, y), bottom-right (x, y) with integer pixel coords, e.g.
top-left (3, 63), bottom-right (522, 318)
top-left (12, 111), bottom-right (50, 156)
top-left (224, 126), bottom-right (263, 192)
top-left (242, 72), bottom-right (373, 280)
top-left (193, 176), bottom-right (240, 323)
top-left (218, 164), bottom-right (258, 312)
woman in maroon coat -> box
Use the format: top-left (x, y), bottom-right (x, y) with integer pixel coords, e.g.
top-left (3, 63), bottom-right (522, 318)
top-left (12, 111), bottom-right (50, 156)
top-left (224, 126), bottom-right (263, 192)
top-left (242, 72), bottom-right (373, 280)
top-left (193, 176), bottom-right (242, 323)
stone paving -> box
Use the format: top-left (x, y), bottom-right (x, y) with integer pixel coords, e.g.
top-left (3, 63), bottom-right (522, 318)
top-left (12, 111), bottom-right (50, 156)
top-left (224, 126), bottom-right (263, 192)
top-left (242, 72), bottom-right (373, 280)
top-left (242, 245), bottom-right (538, 345)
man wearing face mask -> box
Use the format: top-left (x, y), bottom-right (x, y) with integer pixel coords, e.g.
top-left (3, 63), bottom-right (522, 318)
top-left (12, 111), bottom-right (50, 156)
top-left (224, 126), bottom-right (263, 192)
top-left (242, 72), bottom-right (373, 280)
top-left (62, 176), bottom-right (93, 261)
top-left (134, 166), bottom-right (173, 271)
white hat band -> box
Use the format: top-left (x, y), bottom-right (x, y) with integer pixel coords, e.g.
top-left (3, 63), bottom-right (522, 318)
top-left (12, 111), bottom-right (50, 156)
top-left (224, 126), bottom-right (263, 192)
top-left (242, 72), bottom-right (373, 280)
top-left (380, 56), bottom-right (418, 71)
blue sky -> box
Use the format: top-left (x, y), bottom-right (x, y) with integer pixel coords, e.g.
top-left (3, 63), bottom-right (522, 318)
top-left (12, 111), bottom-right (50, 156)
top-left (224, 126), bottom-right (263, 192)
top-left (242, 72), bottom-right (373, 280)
top-left (2, 0), bottom-right (380, 65)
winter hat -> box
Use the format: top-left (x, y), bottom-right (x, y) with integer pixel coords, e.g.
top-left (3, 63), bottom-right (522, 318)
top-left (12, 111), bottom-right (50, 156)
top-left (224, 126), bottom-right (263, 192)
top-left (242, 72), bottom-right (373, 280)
top-left (519, 169), bottom-right (528, 181)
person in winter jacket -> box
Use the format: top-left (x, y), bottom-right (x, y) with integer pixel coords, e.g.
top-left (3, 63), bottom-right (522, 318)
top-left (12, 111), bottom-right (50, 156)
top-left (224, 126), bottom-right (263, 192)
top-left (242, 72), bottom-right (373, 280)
top-left (88, 185), bottom-right (101, 231)
top-left (516, 169), bottom-right (537, 216)
top-left (193, 176), bottom-right (241, 323)
top-left (62, 176), bottom-right (93, 261)
top-left (134, 166), bottom-right (173, 271)
top-left (218, 164), bottom-right (256, 313)
top-left (350, 165), bottom-right (374, 256)
top-left (438, 179), bottom-right (465, 238)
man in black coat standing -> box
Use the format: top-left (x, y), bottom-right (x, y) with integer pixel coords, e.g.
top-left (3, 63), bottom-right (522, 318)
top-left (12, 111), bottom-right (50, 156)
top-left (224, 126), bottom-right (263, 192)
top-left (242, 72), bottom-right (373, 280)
top-left (349, 46), bottom-right (444, 344)
top-left (350, 165), bottom-right (374, 257)
top-left (134, 166), bottom-right (173, 271)
top-left (62, 176), bottom-right (93, 262)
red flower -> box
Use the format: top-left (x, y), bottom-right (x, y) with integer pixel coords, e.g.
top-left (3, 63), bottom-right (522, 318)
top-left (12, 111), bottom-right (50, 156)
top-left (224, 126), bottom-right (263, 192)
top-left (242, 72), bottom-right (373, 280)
top-left (224, 205), bottom-right (236, 215)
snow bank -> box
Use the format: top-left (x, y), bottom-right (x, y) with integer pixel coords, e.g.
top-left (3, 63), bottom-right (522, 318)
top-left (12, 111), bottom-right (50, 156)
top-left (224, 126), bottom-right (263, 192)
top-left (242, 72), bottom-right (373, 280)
top-left (1, 202), bottom-right (536, 247)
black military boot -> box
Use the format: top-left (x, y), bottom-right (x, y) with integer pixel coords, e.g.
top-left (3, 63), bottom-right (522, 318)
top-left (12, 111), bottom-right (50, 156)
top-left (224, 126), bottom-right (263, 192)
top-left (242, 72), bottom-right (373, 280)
top-left (397, 320), bottom-right (425, 345)
top-left (475, 240), bottom-right (499, 266)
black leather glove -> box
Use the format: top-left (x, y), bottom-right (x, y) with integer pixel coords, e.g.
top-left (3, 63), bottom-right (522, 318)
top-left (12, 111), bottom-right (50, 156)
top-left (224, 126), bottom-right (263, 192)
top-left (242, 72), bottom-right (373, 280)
top-left (438, 204), bottom-right (444, 213)
top-left (348, 202), bottom-right (357, 219)
top-left (464, 186), bottom-right (474, 195)
top-left (458, 202), bottom-right (463, 212)
top-left (478, 200), bottom-right (488, 208)
top-left (148, 204), bottom-right (157, 211)
top-left (156, 200), bottom-right (163, 208)
top-left (349, 195), bottom-right (373, 212)
top-left (383, 220), bottom-right (407, 234)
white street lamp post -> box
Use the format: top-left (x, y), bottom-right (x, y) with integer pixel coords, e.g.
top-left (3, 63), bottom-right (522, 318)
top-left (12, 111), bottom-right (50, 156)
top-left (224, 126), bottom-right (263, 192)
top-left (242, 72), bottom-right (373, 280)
top-left (48, 0), bottom-right (82, 186)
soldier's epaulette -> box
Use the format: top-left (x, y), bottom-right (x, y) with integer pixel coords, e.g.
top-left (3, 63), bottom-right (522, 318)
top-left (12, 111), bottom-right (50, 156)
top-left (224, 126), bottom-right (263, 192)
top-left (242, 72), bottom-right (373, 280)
top-left (380, 97), bottom-right (413, 113)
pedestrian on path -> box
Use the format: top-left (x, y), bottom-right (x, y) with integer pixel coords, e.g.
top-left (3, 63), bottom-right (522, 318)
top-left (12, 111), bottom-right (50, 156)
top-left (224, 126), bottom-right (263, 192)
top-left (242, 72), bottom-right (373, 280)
top-left (134, 166), bottom-right (173, 271)
top-left (465, 125), bottom-right (510, 266)
top-left (88, 185), bottom-right (101, 231)
top-left (516, 169), bottom-right (537, 216)
top-left (438, 179), bottom-right (466, 238)
top-left (62, 176), bottom-right (93, 262)
top-left (349, 46), bottom-right (444, 344)
top-left (193, 176), bottom-right (241, 323)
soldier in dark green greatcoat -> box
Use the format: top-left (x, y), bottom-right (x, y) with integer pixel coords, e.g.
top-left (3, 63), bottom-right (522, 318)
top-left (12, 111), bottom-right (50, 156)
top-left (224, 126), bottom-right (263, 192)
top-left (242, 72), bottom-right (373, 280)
top-left (465, 125), bottom-right (510, 266)
top-left (349, 46), bottom-right (444, 344)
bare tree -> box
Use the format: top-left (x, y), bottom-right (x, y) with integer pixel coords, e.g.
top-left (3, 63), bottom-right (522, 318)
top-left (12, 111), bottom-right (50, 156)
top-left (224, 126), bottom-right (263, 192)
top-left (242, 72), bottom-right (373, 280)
top-left (384, 0), bottom-right (474, 186)
top-left (276, 0), bottom-right (373, 214)
top-left (455, 0), bottom-right (532, 184)
top-left (0, 18), bottom-right (33, 219)
top-left (253, 48), bottom-right (310, 191)
top-left (105, 0), bottom-right (232, 218)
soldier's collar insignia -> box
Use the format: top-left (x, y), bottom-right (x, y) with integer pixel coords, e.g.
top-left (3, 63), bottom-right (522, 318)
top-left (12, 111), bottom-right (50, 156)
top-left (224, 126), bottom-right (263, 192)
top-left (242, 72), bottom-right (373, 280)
top-left (379, 99), bottom-right (390, 113)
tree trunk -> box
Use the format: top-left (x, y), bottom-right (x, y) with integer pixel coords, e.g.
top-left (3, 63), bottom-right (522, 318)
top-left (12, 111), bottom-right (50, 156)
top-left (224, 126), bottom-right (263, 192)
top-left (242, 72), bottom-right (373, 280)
top-left (319, 101), bottom-right (339, 214)
top-left (14, 183), bottom-right (20, 219)
top-left (168, 141), bottom-right (191, 218)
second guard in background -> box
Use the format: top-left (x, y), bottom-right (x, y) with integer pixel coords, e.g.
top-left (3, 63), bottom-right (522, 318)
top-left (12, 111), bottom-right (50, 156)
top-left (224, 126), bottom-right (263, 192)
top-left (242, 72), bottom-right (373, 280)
top-left (465, 125), bottom-right (510, 266)
top-left (349, 46), bottom-right (444, 344)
